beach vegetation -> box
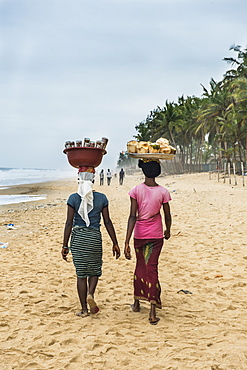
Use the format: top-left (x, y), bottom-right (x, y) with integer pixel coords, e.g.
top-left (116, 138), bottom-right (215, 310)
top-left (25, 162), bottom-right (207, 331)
top-left (129, 44), bottom-right (247, 174)
top-left (117, 151), bottom-right (134, 169)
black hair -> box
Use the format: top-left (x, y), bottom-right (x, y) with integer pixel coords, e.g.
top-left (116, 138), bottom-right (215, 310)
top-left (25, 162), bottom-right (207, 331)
top-left (138, 160), bottom-right (161, 178)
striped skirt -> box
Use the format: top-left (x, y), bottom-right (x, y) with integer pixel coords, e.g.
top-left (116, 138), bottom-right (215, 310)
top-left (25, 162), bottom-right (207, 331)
top-left (70, 226), bottom-right (103, 279)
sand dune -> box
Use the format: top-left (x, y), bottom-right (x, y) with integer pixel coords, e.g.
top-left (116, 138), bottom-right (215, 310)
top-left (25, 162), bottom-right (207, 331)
top-left (0, 172), bottom-right (247, 369)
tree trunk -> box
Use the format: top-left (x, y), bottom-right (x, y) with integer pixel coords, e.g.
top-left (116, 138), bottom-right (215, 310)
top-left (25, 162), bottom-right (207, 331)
top-left (246, 134), bottom-right (247, 167)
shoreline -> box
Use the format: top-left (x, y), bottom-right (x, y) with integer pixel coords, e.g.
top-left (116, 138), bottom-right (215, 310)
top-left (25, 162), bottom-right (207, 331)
top-left (0, 177), bottom-right (76, 209)
top-left (1, 172), bottom-right (247, 369)
top-left (0, 169), bottom-right (245, 208)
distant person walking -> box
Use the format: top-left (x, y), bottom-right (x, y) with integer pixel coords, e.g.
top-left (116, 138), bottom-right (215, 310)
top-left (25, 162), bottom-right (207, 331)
top-left (99, 169), bottom-right (104, 186)
top-left (119, 168), bottom-right (125, 185)
top-left (106, 169), bottom-right (112, 186)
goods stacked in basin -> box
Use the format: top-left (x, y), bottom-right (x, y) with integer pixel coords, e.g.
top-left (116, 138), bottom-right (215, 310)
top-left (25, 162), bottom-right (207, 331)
top-left (127, 137), bottom-right (176, 160)
top-left (63, 137), bottom-right (108, 168)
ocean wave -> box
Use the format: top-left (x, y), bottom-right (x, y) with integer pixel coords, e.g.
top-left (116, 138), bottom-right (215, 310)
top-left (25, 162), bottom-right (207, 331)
top-left (0, 194), bottom-right (47, 206)
top-left (0, 168), bottom-right (75, 187)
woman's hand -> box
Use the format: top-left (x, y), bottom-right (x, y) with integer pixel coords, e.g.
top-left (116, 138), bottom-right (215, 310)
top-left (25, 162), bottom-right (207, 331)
top-left (164, 230), bottom-right (171, 240)
top-left (124, 244), bottom-right (131, 260)
top-left (61, 247), bottom-right (69, 261)
top-left (113, 244), bottom-right (121, 259)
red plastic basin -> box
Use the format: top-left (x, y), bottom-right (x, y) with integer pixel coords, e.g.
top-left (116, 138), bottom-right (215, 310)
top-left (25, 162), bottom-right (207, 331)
top-left (63, 147), bottom-right (107, 168)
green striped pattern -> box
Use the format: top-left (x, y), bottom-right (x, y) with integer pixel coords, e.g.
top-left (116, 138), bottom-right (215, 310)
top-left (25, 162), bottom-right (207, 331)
top-left (70, 226), bottom-right (102, 278)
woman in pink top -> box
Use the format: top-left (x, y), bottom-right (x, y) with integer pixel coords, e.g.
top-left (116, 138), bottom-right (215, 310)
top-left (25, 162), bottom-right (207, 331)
top-left (124, 160), bottom-right (172, 325)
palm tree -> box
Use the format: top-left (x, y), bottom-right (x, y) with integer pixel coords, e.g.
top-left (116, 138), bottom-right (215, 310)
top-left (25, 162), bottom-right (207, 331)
top-left (224, 45), bottom-right (247, 165)
top-left (177, 95), bottom-right (203, 170)
top-left (196, 79), bottom-right (232, 168)
top-left (151, 100), bottom-right (183, 146)
top-left (223, 44), bottom-right (247, 81)
top-left (134, 121), bottom-right (151, 141)
top-left (230, 80), bottom-right (247, 164)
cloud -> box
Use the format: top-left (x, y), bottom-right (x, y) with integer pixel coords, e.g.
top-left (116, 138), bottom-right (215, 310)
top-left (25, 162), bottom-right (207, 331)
top-left (0, 0), bottom-right (246, 169)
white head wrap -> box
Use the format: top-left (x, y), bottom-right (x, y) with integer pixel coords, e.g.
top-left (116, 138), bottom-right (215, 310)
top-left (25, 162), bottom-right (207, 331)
top-left (77, 171), bottom-right (95, 227)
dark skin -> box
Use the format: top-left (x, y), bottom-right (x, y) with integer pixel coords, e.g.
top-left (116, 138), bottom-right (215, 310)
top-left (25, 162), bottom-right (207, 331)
top-left (62, 200), bottom-right (120, 315)
top-left (124, 175), bottom-right (172, 323)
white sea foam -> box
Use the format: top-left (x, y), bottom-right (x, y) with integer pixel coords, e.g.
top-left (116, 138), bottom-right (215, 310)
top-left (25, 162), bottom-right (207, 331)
top-left (0, 194), bottom-right (47, 205)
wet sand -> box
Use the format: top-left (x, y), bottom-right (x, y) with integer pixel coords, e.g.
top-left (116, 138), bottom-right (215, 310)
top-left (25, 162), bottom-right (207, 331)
top-left (0, 172), bottom-right (247, 369)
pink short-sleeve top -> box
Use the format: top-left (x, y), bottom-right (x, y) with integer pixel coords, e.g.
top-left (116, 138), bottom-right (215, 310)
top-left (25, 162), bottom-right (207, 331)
top-left (128, 182), bottom-right (171, 239)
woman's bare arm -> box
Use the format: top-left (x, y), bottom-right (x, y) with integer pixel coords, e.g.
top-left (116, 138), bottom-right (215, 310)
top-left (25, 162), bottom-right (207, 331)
top-left (62, 205), bottom-right (74, 261)
top-left (102, 206), bottom-right (120, 259)
top-left (163, 202), bottom-right (172, 240)
top-left (124, 197), bottom-right (138, 259)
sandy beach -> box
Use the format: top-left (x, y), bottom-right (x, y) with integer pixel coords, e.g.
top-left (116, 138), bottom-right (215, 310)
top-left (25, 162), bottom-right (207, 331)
top-left (0, 171), bottom-right (247, 370)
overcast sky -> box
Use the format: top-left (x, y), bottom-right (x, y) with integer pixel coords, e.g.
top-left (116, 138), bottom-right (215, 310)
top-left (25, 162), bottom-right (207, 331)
top-left (0, 0), bottom-right (246, 171)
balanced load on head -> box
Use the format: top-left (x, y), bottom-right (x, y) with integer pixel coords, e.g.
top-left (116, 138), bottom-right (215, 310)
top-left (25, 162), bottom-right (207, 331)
top-left (65, 137), bottom-right (108, 150)
top-left (127, 137), bottom-right (176, 160)
top-left (63, 137), bottom-right (108, 168)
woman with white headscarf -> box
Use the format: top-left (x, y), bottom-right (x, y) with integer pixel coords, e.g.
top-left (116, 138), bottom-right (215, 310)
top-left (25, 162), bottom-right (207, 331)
top-left (62, 166), bottom-right (120, 317)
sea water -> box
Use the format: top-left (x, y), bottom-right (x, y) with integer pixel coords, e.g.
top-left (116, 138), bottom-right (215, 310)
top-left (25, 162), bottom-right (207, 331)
top-left (0, 167), bottom-right (75, 206)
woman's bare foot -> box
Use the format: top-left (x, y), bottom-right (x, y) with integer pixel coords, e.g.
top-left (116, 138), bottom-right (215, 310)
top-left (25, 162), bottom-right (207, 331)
top-left (87, 294), bottom-right (100, 314)
top-left (149, 317), bottom-right (160, 325)
top-left (76, 309), bottom-right (89, 318)
top-left (131, 299), bottom-right (140, 312)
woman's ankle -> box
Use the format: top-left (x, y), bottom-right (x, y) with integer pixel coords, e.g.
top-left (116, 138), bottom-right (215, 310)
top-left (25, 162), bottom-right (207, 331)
top-left (150, 303), bottom-right (156, 317)
top-left (82, 304), bottom-right (88, 312)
